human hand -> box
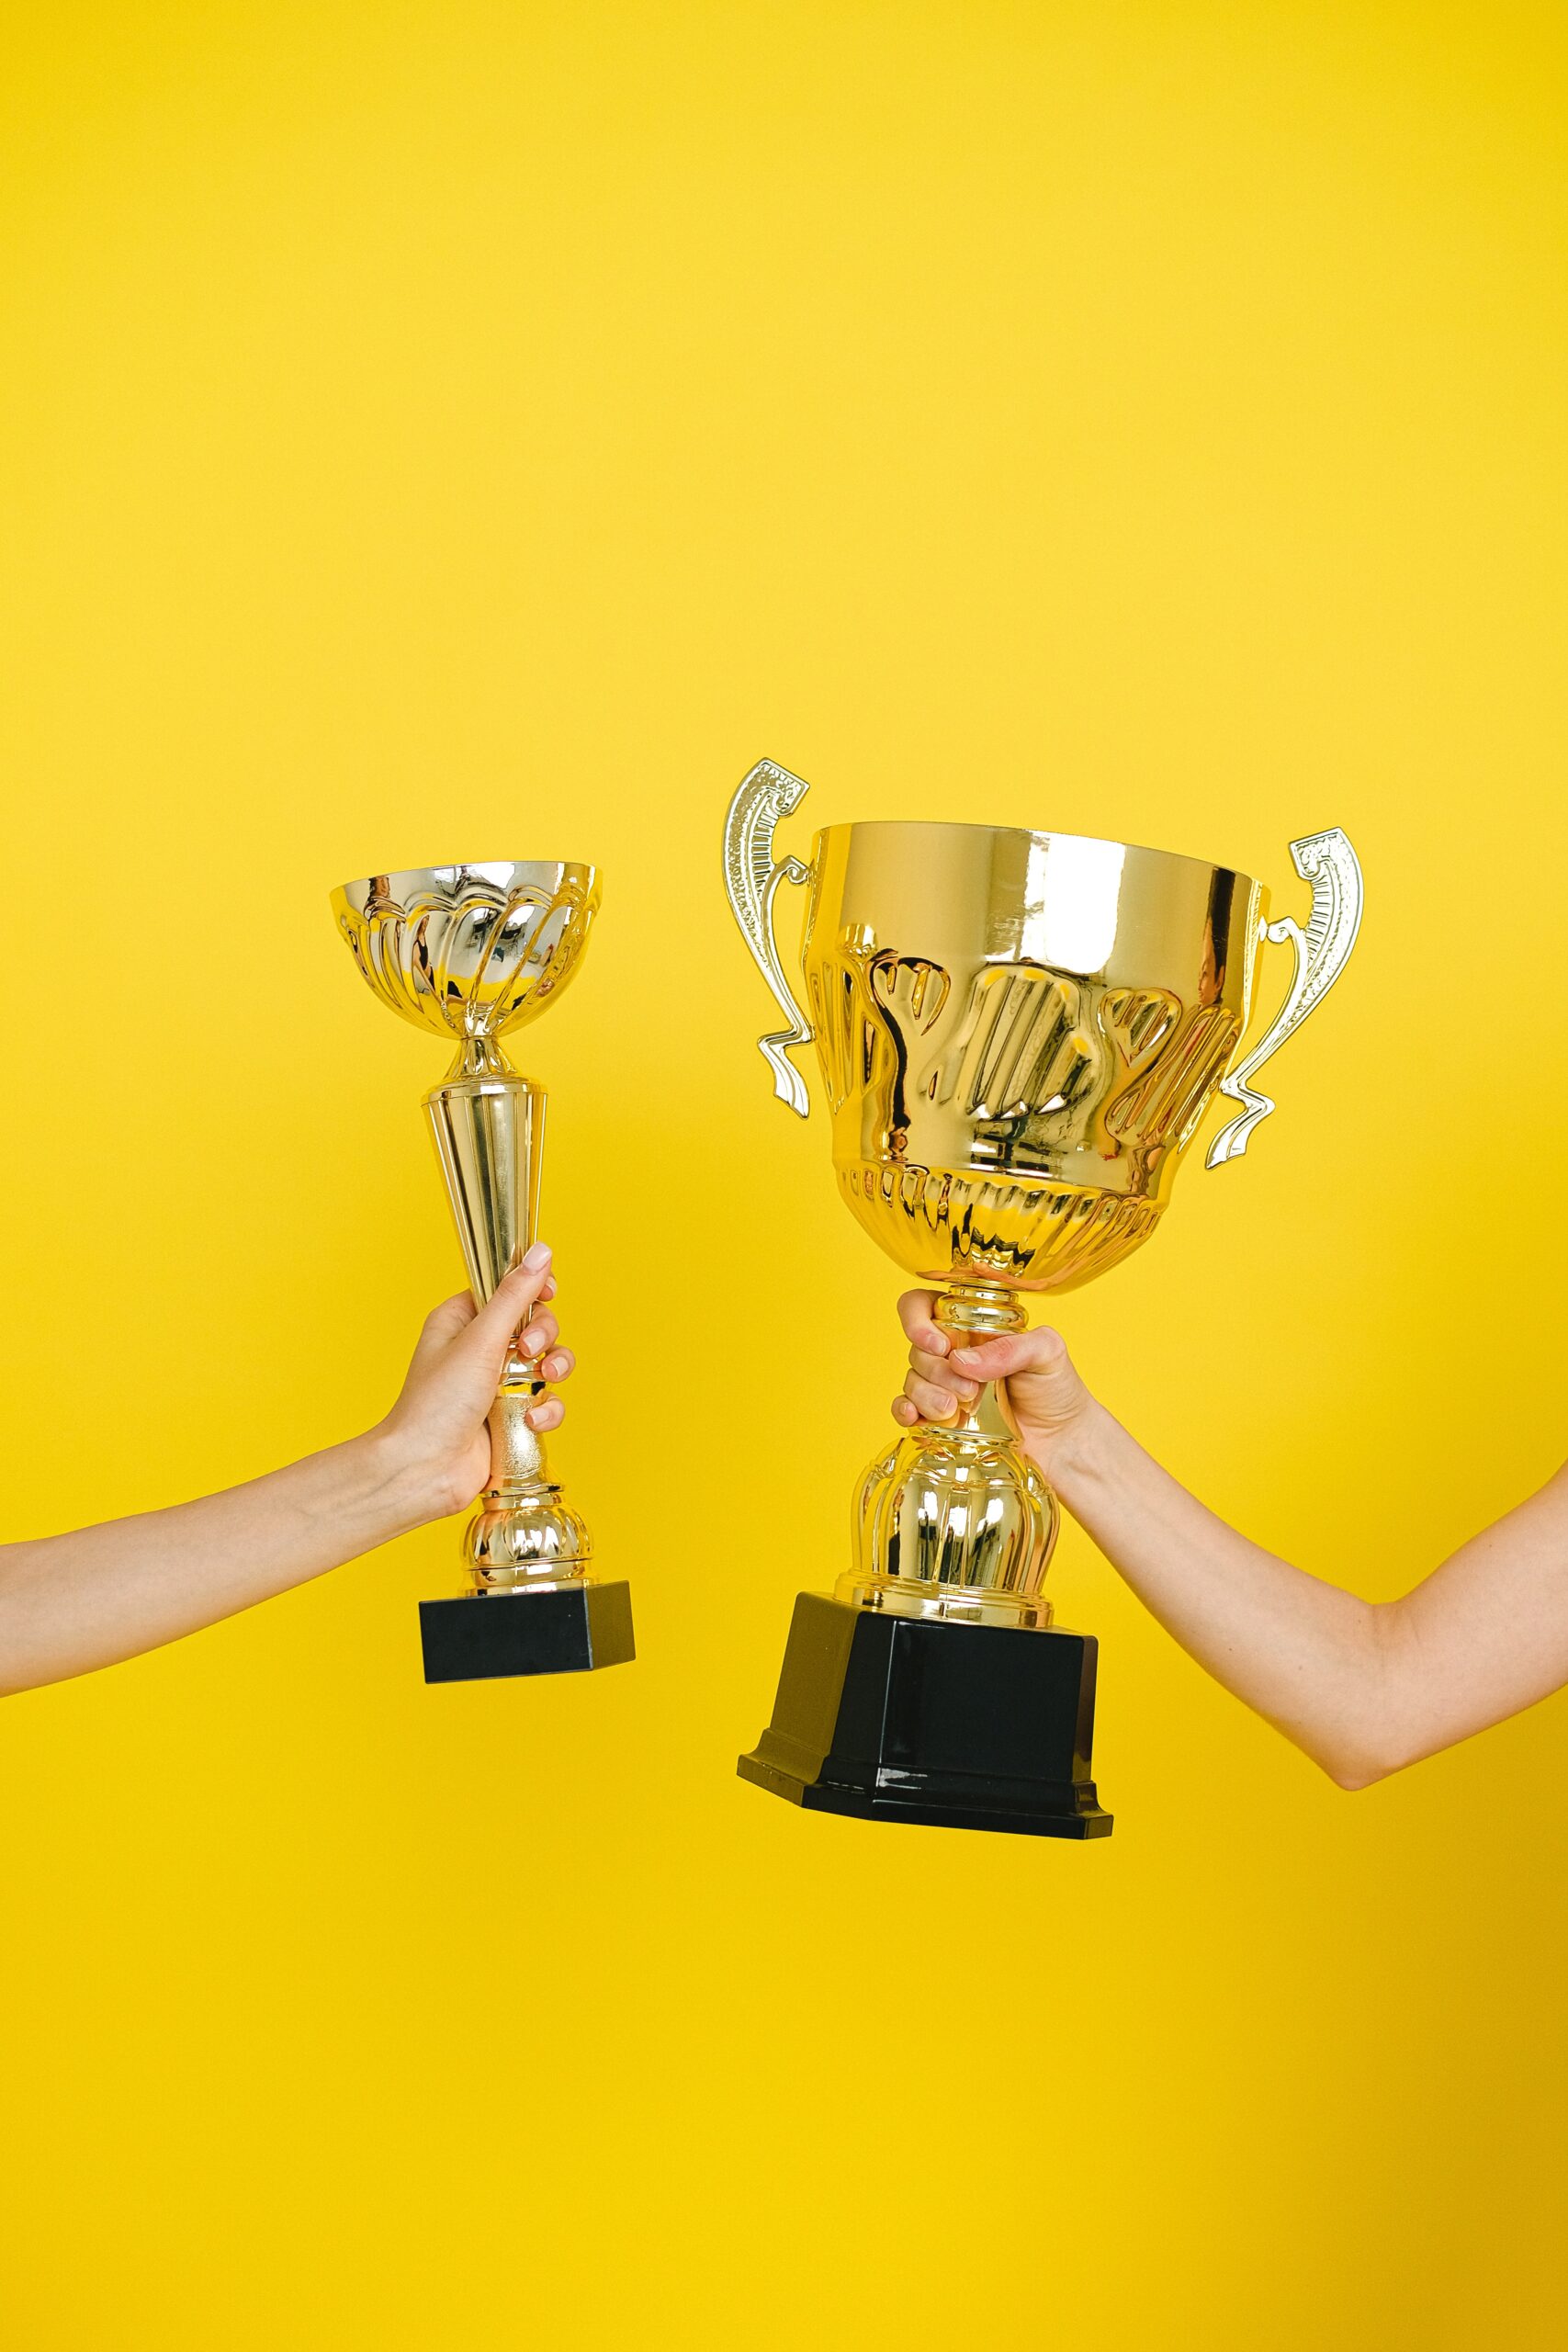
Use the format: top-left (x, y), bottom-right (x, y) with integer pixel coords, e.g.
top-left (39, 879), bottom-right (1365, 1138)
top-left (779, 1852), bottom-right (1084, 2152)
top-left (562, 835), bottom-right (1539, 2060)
top-left (375, 1242), bottom-right (575, 1522)
top-left (891, 1289), bottom-right (1100, 1484)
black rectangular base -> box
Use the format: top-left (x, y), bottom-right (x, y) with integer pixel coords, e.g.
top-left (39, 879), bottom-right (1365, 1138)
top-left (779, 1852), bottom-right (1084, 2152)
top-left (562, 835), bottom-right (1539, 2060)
top-left (419, 1580), bottom-right (635, 1684)
top-left (739, 1592), bottom-right (1111, 1839)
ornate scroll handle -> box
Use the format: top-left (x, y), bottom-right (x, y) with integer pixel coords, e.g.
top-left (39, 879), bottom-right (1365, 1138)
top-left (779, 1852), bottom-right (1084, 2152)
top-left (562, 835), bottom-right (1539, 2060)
top-left (1206, 826), bottom-right (1364, 1169)
top-left (722, 759), bottom-right (818, 1118)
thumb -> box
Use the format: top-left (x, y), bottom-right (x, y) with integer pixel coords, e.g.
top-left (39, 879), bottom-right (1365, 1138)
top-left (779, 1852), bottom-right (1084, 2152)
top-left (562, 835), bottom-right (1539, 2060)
top-left (411, 1290), bottom-right (479, 1363)
top-left (458, 1246), bottom-right (554, 1374)
top-left (951, 1325), bottom-right (1080, 1395)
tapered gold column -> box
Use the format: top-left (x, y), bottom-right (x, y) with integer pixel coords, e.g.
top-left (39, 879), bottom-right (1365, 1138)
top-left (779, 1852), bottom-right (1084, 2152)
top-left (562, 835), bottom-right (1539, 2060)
top-left (423, 1056), bottom-right (590, 1589)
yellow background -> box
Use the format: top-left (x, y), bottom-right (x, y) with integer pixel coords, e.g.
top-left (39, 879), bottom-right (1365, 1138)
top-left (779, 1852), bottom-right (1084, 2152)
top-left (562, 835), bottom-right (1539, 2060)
top-left (2, 3), bottom-right (1565, 2345)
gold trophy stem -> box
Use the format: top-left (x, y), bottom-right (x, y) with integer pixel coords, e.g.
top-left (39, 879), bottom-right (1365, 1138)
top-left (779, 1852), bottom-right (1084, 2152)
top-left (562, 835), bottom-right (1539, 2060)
top-left (486, 1360), bottom-right (551, 1489)
top-left (422, 1069), bottom-right (595, 1597)
top-left (463, 1355), bottom-right (593, 1594)
top-left (932, 1283), bottom-right (1025, 1445)
top-left (837, 1280), bottom-right (1059, 1630)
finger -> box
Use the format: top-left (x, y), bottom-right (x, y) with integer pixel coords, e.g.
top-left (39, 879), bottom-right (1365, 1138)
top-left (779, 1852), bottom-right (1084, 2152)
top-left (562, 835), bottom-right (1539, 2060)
top-left (892, 1396), bottom-right (920, 1426)
top-left (525, 1396), bottom-right (565, 1433)
top-left (541, 1346), bottom-right (575, 1383)
top-left (539, 1275), bottom-right (558, 1302)
top-left (904, 1371), bottom-right (964, 1424)
top-left (897, 1290), bottom-right (948, 1354)
top-left (460, 1246), bottom-right (555, 1365)
top-left (908, 1346), bottom-right (978, 1399)
top-left (949, 1327), bottom-right (1068, 1381)
top-left (518, 1311), bottom-right (559, 1361)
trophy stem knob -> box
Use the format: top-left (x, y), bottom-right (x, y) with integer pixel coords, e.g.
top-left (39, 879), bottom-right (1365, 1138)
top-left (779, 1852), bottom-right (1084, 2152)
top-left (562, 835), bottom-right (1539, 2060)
top-left (488, 1372), bottom-right (550, 1487)
top-left (932, 1284), bottom-right (1027, 1340)
top-left (929, 1287), bottom-right (1027, 1442)
top-left (461, 1386), bottom-right (594, 1593)
top-left (448, 1035), bottom-right (519, 1081)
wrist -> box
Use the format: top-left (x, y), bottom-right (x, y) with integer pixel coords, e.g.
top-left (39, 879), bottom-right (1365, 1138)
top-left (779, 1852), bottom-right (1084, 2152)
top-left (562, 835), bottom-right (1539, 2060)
top-left (1024, 1396), bottom-right (1122, 1501)
top-left (351, 1423), bottom-right (462, 1538)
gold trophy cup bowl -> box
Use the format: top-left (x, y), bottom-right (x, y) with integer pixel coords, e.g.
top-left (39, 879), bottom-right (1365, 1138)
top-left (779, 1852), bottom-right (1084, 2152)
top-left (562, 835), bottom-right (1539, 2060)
top-left (332, 861), bottom-right (634, 1682)
top-left (724, 763), bottom-right (1361, 1834)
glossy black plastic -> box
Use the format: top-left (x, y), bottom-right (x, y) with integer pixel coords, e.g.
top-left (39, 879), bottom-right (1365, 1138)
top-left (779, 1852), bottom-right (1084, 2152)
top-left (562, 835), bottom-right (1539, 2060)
top-left (739, 1592), bottom-right (1111, 1838)
top-left (419, 1580), bottom-right (635, 1683)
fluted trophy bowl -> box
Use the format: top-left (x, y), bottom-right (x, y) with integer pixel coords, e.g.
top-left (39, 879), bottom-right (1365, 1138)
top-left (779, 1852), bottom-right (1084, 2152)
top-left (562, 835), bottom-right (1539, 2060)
top-left (331, 862), bottom-right (601, 1078)
top-left (804, 819), bottom-right (1266, 1298)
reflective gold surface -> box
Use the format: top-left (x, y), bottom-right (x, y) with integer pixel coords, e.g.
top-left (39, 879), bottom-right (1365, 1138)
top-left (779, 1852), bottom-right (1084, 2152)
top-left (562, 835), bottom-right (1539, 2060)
top-left (332, 862), bottom-right (602, 1598)
top-left (333, 861), bottom-right (600, 1080)
top-left (841, 1289), bottom-right (1058, 1628)
top-left (723, 762), bottom-right (1363, 1625)
top-left (424, 1075), bottom-right (545, 1313)
top-left (802, 814), bottom-right (1265, 1296)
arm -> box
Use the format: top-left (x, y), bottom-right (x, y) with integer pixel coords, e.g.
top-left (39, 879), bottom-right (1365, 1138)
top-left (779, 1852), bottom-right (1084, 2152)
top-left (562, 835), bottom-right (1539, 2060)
top-left (0, 1244), bottom-right (574, 1696)
top-left (894, 1292), bottom-right (1568, 1788)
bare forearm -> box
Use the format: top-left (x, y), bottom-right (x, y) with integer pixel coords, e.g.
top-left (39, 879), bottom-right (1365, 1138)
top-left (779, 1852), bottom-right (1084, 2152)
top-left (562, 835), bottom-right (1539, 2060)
top-left (897, 1291), bottom-right (1568, 1787)
top-left (0, 1430), bottom-right (431, 1695)
top-left (1048, 1406), bottom-right (1395, 1785)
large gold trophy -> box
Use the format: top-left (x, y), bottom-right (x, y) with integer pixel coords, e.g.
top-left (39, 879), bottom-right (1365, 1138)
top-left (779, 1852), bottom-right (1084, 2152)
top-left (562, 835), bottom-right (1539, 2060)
top-left (332, 862), bottom-right (634, 1683)
top-left (724, 763), bottom-right (1361, 1837)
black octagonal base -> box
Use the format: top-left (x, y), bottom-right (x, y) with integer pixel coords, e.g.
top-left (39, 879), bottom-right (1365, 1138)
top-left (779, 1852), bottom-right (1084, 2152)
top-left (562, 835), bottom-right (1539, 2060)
top-left (419, 1580), bottom-right (635, 1684)
top-left (739, 1592), bottom-right (1111, 1839)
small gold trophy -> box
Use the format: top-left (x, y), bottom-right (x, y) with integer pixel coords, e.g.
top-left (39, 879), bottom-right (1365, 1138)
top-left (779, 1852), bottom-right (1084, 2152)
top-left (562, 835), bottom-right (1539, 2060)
top-left (723, 763), bottom-right (1361, 1837)
top-left (332, 862), bottom-right (634, 1683)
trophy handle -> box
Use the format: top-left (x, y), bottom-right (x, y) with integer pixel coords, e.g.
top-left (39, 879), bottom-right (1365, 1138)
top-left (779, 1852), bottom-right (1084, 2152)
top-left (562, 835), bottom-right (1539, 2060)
top-left (722, 758), bottom-right (818, 1118)
top-left (1206, 826), bottom-right (1364, 1169)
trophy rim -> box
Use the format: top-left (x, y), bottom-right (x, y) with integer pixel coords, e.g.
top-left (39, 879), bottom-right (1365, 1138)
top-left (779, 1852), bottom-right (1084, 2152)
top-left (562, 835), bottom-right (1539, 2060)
top-left (332, 859), bottom-right (600, 907)
top-left (811, 818), bottom-right (1258, 893)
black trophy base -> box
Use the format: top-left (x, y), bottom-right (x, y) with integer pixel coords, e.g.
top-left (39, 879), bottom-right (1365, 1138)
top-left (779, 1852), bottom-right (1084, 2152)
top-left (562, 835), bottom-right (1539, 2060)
top-left (419, 1580), bottom-right (635, 1684)
top-left (739, 1591), bottom-right (1111, 1839)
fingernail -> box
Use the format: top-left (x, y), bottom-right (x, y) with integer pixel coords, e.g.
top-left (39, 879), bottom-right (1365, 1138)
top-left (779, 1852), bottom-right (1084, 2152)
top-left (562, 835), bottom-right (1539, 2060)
top-left (520, 1324), bottom-right (545, 1357)
top-left (953, 1347), bottom-right (982, 1369)
top-left (523, 1240), bottom-right (552, 1272)
top-left (923, 1329), bottom-right (949, 1354)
